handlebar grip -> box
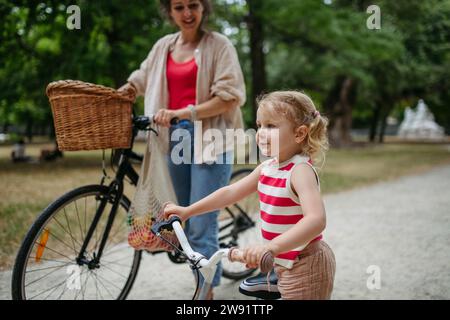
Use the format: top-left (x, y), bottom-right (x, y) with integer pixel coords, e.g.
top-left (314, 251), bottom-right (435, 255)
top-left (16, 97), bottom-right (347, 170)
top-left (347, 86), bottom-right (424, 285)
top-left (150, 215), bottom-right (181, 235)
top-left (228, 247), bottom-right (274, 273)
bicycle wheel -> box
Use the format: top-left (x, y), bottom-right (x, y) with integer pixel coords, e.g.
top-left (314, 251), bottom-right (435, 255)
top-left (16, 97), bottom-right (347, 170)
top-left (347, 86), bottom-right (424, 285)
top-left (11, 185), bottom-right (142, 300)
top-left (219, 168), bottom-right (261, 280)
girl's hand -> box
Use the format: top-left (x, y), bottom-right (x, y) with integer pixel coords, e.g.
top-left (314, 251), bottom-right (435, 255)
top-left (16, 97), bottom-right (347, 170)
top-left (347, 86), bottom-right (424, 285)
top-left (163, 202), bottom-right (190, 222)
top-left (243, 244), bottom-right (272, 269)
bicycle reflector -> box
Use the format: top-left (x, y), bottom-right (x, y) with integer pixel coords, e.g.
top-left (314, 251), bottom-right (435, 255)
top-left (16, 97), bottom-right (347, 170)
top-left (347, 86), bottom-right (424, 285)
top-left (35, 229), bottom-right (50, 263)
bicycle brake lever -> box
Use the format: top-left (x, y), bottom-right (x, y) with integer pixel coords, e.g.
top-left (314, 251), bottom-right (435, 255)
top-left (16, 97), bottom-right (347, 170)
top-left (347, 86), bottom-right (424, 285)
top-left (149, 127), bottom-right (159, 136)
top-left (151, 215), bottom-right (181, 235)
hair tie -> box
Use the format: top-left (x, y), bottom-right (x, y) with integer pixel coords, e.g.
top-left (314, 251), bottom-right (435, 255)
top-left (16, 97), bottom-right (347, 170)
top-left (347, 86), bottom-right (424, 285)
top-left (313, 110), bottom-right (320, 118)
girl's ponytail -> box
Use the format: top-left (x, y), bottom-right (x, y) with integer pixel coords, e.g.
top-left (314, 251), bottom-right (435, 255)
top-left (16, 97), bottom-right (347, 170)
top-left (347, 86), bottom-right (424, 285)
top-left (305, 112), bottom-right (329, 167)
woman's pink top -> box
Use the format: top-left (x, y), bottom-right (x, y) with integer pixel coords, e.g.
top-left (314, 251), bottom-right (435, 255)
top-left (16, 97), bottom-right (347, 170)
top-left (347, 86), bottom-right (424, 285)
top-left (166, 52), bottom-right (198, 110)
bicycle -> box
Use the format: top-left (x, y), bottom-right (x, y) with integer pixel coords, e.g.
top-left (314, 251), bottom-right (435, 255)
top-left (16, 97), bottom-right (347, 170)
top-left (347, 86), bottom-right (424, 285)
top-left (11, 114), bottom-right (260, 300)
top-left (151, 215), bottom-right (273, 300)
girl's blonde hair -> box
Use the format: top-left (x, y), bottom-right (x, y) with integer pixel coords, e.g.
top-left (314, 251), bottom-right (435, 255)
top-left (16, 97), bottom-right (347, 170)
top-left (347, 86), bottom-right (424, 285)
top-left (257, 90), bottom-right (329, 166)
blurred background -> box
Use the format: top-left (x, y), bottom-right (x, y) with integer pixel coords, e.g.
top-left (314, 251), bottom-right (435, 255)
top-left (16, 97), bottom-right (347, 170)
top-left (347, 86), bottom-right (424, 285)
top-left (0, 0), bottom-right (449, 299)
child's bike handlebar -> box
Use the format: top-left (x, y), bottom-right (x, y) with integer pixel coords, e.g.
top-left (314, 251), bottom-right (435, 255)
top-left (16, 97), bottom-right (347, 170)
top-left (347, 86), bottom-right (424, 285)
top-left (151, 216), bottom-right (274, 274)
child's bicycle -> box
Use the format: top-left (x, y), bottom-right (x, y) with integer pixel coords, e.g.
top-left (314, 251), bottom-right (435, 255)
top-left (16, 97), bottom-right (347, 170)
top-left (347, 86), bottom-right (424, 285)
top-left (11, 114), bottom-right (260, 300)
top-left (151, 215), bottom-right (274, 300)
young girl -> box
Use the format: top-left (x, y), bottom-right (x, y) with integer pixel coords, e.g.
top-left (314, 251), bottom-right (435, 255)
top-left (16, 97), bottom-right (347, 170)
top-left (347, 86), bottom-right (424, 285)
top-left (164, 90), bottom-right (336, 300)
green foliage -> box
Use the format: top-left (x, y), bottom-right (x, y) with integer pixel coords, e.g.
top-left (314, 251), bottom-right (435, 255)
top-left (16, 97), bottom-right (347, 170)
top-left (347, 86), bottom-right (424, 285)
top-left (0, 0), bottom-right (449, 135)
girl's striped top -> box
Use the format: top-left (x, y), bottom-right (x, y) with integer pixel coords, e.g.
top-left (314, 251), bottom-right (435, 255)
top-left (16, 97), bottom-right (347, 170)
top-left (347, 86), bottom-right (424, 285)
top-left (258, 154), bottom-right (323, 269)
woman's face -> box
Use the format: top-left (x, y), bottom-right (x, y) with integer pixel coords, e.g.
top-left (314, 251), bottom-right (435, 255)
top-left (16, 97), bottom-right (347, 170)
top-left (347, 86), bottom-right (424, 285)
top-left (170, 0), bottom-right (204, 32)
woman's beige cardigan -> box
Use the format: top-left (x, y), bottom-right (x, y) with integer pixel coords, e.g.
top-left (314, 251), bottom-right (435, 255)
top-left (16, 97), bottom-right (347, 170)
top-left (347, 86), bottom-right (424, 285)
top-left (128, 31), bottom-right (247, 163)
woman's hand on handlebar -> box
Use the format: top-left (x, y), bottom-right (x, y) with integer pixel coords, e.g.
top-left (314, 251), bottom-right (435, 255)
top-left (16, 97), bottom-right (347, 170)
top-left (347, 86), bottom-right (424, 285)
top-left (154, 108), bottom-right (190, 127)
top-left (163, 202), bottom-right (190, 222)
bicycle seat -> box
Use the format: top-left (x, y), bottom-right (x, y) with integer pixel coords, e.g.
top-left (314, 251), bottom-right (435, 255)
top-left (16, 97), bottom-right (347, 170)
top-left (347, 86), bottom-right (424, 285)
top-left (239, 270), bottom-right (281, 300)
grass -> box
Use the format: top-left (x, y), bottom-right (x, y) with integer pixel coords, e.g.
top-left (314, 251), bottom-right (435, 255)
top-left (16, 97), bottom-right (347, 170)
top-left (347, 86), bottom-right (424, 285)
top-left (1, 140), bottom-right (450, 269)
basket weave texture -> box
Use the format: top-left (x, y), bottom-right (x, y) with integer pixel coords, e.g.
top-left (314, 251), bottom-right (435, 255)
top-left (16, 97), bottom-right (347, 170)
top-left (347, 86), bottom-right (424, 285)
top-left (46, 80), bottom-right (135, 151)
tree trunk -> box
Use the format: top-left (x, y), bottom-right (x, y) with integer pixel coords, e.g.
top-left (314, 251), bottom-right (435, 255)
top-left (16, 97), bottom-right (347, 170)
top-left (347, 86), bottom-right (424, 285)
top-left (369, 102), bottom-right (381, 142)
top-left (324, 76), bottom-right (357, 147)
top-left (247, 0), bottom-right (267, 129)
top-left (378, 112), bottom-right (389, 143)
top-left (378, 98), bottom-right (395, 143)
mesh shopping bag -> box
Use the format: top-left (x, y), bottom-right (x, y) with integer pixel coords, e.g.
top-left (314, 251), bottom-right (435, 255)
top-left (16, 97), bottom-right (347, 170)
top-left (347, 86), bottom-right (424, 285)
top-left (127, 129), bottom-right (179, 251)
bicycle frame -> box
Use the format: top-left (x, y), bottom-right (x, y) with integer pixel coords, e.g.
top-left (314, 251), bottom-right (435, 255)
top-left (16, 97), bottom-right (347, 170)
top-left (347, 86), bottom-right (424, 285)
top-left (171, 220), bottom-right (231, 300)
top-left (76, 117), bottom-right (148, 269)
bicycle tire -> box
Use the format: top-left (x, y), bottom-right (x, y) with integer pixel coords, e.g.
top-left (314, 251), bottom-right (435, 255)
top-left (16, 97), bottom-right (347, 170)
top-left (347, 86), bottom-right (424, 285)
top-left (11, 184), bottom-right (142, 300)
top-left (220, 168), bottom-right (260, 280)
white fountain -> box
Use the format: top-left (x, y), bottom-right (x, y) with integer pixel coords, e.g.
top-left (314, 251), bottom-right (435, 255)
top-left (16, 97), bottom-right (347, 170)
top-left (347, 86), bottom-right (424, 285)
top-left (398, 99), bottom-right (445, 140)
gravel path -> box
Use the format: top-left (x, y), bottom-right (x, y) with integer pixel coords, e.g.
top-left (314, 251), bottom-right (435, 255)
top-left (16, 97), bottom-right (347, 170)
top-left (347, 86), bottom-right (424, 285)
top-left (1, 164), bottom-right (449, 300)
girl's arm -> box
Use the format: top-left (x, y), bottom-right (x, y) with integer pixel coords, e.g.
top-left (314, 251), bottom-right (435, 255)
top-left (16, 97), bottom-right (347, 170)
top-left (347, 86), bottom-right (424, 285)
top-left (164, 164), bottom-right (262, 221)
top-left (244, 164), bottom-right (326, 266)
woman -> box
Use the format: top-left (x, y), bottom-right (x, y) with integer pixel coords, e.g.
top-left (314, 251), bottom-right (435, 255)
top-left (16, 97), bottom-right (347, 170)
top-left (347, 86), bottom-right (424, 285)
top-left (119, 0), bottom-right (246, 299)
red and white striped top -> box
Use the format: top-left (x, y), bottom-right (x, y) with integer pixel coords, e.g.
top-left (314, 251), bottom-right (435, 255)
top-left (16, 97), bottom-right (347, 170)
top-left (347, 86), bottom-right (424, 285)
top-left (258, 154), bottom-right (323, 268)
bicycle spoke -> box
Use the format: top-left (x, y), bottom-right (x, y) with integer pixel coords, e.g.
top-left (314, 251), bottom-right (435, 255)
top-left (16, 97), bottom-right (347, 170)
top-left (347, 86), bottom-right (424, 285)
top-left (101, 259), bottom-right (133, 269)
top-left (32, 241), bottom-right (74, 262)
top-left (43, 275), bottom-right (67, 300)
top-left (45, 229), bottom-right (78, 257)
top-left (99, 263), bottom-right (128, 280)
top-left (100, 245), bottom-right (130, 258)
top-left (63, 208), bottom-right (80, 253)
top-left (52, 216), bottom-right (83, 250)
top-left (55, 275), bottom-right (70, 300)
top-left (102, 255), bottom-right (134, 264)
top-left (26, 268), bottom-right (87, 301)
top-left (93, 272), bottom-right (117, 299)
top-left (102, 223), bottom-right (126, 253)
top-left (15, 187), bottom-right (138, 301)
top-left (28, 277), bottom-right (68, 300)
top-left (29, 256), bottom-right (72, 264)
top-left (74, 199), bottom-right (85, 243)
top-left (25, 260), bottom-right (74, 287)
top-left (92, 271), bottom-right (106, 300)
top-left (26, 262), bottom-right (71, 274)
top-left (74, 270), bottom-right (91, 300)
top-left (82, 271), bottom-right (93, 299)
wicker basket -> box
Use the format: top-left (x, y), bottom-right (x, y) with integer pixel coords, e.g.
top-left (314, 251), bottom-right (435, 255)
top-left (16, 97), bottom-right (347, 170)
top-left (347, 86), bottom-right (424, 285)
top-left (46, 80), bottom-right (135, 151)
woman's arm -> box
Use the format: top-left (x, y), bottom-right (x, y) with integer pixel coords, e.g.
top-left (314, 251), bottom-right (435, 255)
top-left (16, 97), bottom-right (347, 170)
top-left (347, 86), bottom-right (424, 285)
top-left (154, 96), bottom-right (238, 127)
top-left (164, 164), bottom-right (262, 221)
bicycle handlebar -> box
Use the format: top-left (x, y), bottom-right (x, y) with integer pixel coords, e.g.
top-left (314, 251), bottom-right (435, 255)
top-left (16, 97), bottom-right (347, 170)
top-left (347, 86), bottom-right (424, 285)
top-left (132, 115), bottom-right (179, 130)
top-left (151, 215), bottom-right (181, 234)
top-left (151, 213), bottom-right (274, 273)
